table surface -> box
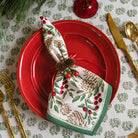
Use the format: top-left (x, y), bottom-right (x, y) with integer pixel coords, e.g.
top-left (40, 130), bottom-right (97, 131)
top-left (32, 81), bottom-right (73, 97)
top-left (0, 0), bottom-right (138, 138)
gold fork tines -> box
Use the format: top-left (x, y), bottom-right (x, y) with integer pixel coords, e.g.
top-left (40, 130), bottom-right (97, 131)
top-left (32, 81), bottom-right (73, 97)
top-left (0, 89), bottom-right (15, 138)
top-left (0, 71), bottom-right (28, 138)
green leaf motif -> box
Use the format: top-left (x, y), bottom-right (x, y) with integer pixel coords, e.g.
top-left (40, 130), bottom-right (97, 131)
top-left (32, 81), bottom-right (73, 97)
top-left (101, 83), bottom-right (104, 92)
top-left (94, 87), bottom-right (99, 96)
top-left (46, 24), bottom-right (54, 29)
top-left (78, 103), bottom-right (85, 108)
top-left (88, 116), bottom-right (91, 125)
top-left (54, 105), bottom-right (59, 113)
top-left (60, 49), bottom-right (66, 53)
top-left (69, 92), bottom-right (73, 98)
top-left (51, 31), bottom-right (55, 36)
top-left (70, 81), bottom-right (77, 88)
top-left (56, 100), bottom-right (62, 105)
top-left (93, 112), bottom-right (97, 116)
top-left (80, 95), bottom-right (86, 101)
top-left (99, 79), bottom-right (103, 87)
top-left (63, 91), bottom-right (67, 99)
top-left (50, 100), bottom-right (53, 108)
top-left (54, 88), bottom-right (60, 94)
top-left (72, 96), bottom-right (80, 103)
top-left (77, 90), bottom-right (84, 93)
top-left (56, 77), bottom-right (63, 82)
top-left (55, 95), bottom-right (61, 100)
top-left (68, 88), bottom-right (75, 92)
top-left (87, 93), bottom-right (92, 98)
top-left (84, 111), bottom-right (88, 119)
top-left (87, 99), bottom-right (93, 104)
top-left (87, 105), bottom-right (95, 110)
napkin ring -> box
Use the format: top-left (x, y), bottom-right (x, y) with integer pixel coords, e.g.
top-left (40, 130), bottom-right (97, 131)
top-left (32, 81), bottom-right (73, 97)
top-left (56, 58), bottom-right (75, 72)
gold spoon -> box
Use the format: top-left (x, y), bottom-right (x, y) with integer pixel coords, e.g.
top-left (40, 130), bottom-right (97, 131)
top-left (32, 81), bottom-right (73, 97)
top-left (125, 21), bottom-right (138, 47)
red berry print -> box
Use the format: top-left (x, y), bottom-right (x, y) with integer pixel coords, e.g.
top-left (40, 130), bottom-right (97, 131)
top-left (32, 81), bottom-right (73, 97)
top-left (88, 110), bottom-right (92, 115)
top-left (94, 101), bottom-right (98, 105)
top-left (43, 20), bottom-right (46, 24)
top-left (83, 107), bottom-right (87, 112)
top-left (60, 86), bottom-right (64, 89)
top-left (95, 106), bottom-right (99, 110)
top-left (47, 31), bottom-right (51, 34)
top-left (42, 30), bottom-right (46, 33)
top-left (97, 93), bottom-right (101, 97)
top-left (64, 80), bottom-right (68, 84)
top-left (66, 73), bottom-right (71, 79)
top-left (53, 92), bottom-right (56, 96)
top-left (74, 71), bottom-right (79, 77)
top-left (40, 16), bottom-right (43, 20)
top-left (64, 85), bottom-right (68, 89)
top-left (94, 96), bottom-right (98, 100)
top-left (62, 82), bottom-right (64, 85)
top-left (60, 91), bottom-right (64, 94)
top-left (45, 18), bottom-right (47, 20)
top-left (98, 98), bottom-right (102, 103)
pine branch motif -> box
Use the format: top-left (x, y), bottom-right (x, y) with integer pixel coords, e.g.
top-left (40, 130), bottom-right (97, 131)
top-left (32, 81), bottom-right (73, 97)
top-left (81, 70), bottom-right (100, 92)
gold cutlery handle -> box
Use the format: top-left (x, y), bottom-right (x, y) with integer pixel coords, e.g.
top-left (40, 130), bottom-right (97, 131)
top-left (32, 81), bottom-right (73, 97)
top-left (9, 95), bottom-right (28, 138)
top-left (0, 102), bottom-right (15, 138)
top-left (125, 49), bottom-right (138, 77)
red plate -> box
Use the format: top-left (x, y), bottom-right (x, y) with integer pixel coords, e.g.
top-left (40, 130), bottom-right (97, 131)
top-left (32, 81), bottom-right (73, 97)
top-left (17, 20), bottom-right (120, 120)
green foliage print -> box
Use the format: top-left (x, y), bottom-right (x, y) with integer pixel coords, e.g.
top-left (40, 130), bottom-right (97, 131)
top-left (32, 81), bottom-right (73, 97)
top-left (122, 121), bottom-right (133, 131)
top-left (49, 125), bottom-right (60, 135)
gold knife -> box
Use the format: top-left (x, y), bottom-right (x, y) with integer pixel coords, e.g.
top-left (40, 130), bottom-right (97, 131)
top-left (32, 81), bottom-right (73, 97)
top-left (107, 13), bottom-right (138, 78)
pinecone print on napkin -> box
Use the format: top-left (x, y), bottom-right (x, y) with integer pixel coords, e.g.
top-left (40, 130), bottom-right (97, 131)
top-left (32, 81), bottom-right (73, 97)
top-left (81, 70), bottom-right (101, 92)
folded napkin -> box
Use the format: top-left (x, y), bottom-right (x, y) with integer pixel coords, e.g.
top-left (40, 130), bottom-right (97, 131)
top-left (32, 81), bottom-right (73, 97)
top-left (40, 17), bottom-right (112, 136)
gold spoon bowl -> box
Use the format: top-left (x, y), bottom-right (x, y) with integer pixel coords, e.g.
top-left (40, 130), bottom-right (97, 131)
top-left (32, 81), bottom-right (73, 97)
top-left (125, 21), bottom-right (138, 46)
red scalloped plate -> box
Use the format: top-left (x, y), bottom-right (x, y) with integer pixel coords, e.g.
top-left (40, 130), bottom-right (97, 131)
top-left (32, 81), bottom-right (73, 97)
top-left (17, 20), bottom-right (120, 120)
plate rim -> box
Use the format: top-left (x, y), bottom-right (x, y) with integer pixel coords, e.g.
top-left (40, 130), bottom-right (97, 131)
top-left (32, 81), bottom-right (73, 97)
top-left (17, 20), bottom-right (120, 120)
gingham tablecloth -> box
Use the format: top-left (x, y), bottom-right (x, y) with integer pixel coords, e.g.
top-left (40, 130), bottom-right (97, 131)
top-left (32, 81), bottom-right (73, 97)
top-left (0, 0), bottom-right (138, 138)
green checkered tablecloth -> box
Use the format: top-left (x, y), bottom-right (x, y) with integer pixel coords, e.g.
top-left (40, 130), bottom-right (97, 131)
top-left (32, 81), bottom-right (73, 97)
top-left (0, 0), bottom-right (138, 138)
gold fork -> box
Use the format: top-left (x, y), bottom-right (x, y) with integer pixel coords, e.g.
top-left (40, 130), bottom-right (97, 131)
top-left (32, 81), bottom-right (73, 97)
top-left (0, 71), bottom-right (28, 138)
top-left (0, 89), bottom-right (15, 138)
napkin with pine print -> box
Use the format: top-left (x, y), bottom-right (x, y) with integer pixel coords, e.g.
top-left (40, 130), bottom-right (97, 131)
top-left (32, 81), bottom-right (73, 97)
top-left (40, 17), bottom-right (112, 136)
